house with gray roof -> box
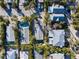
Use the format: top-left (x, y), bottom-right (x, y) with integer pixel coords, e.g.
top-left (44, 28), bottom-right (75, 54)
top-left (35, 20), bottom-right (43, 43)
top-left (50, 14), bottom-right (66, 22)
top-left (48, 30), bottom-right (65, 47)
top-left (48, 4), bottom-right (67, 23)
top-left (34, 50), bottom-right (43, 59)
top-left (6, 24), bottom-right (15, 43)
top-left (6, 49), bottom-right (18, 59)
top-left (48, 5), bottom-right (65, 14)
top-left (47, 53), bottom-right (64, 59)
top-left (48, 53), bottom-right (70, 59)
top-left (19, 21), bottom-right (29, 44)
top-left (20, 51), bottom-right (29, 59)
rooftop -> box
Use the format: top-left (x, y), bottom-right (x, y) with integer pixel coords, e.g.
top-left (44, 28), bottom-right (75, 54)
top-left (6, 49), bottom-right (16, 59)
top-left (50, 14), bottom-right (66, 22)
top-left (6, 24), bottom-right (15, 42)
top-left (48, 30), bottom-right (65, 47)
top-left (48, 5), bottom-right (65, 14)
top-left (19, 21), bottom-right (29, 44)
top-left (20, 51), bottom-right (29, 59)
top-left (34, 50), bottom-right (43, 59)
top-left (35, 21), bottom-right (43, 41)
top-left (48, 53), bottom-right (64, 59)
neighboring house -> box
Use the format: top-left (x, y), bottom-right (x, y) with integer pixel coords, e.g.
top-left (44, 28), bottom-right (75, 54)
top-left (19, 21), bottom-right (29, 44)
top-left (47, 53), bottom-right (64, 59)
top-left (48, 5), bottom-right (67, 23)
top-left (34, 50), bottom-right (43, 59)
top-left (35, 20), bottom-right (43, 43)
top-left (6, 49), bottom-right (18, 59)
top-left (6, 24), bottom-right (15, 43)
top-left (75, 54), bottom-right (79, 59)
top-left (48, 5), bottom-right (65, 14)
top-left (50, 14), bottom-right (66, 22)
top-left (20, 51), bottom-right (29, 59)
top-left (48, 30), bottom-right (65, 47)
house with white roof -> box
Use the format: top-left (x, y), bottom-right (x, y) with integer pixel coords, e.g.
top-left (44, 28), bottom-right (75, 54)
top-left (75, 54), bottom-right (79, 59)
top-left (50, 14), bottom-right (66, 22)
top-left (19, 21), bottom-right (29, 44)
top-left (6, 24), bottom-right (15, 42)
top-left (48, 53), bottom-right (64, 59)
top-left (6, 49), bottom-right (17, 59)
top-left (34, 50), bottom-right (43, 59)
top-left (48, 4), bottom-right (67, 23)
top-left (48, 30), bottom-right (65, 47)
top-left (20, 51), bottom-right (29, 59)
top-left (35, 20), bottom-right (43, 43)
top-left (48, 5), bottom-right (65, 14)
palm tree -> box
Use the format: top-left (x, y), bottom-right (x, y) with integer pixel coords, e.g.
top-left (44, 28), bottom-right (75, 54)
top-left (43, 12), bottom-right (50, 26)
top-left (44, 0), bottom-right (49, 12)
top-left (24, 0), bottom-right (36, 13)
top-left (60, 0), bottom-right (67, 6)
top-left (70, 0), bottom-right (75, 3)
top-left (29, 13), bottom-right (38, 34)
top-left (41, 44), bottom-right (50, 59)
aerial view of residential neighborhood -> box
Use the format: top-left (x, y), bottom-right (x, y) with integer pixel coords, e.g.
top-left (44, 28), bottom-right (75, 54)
top-left (0, 0), bottom-right (79, 59)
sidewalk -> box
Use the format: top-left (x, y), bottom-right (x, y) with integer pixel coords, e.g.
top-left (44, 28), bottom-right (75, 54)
top-left (69, 25), bottom-right (79, 41)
